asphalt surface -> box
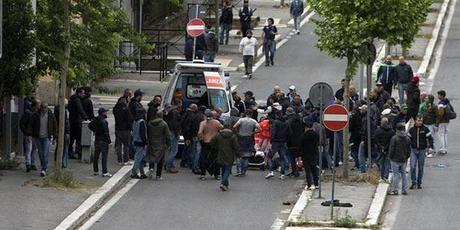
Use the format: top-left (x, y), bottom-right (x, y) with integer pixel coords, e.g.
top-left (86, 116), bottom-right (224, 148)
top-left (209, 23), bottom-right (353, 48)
top-left (382, 1), bottom-right (460, 229)
top-left (89, 19), bottom-right (351, 230)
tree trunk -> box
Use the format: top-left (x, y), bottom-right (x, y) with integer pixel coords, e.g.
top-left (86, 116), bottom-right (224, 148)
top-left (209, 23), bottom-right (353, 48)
top-left (342, 58), bottom-right (352, 179)
top-left (55, 0), bottom-right (70, 174)
top-left (402, 46), bottom-right (408, 58)
top-left (385, 42), bottom-right (391, 57)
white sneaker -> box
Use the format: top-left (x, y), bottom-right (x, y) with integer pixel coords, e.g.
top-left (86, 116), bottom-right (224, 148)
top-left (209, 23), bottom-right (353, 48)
top-left (265, 172), bottom-right (275, 179)
top-left (338, 161), bottom-right (343, 166)
top-left (427, 153), bottom-right (434, 158)
top-left (242, 75), bottom-right (248, 79)
top-left (279, 175), bottom-right (285, 180)
top-left (309, 185), bottom-right (316, 190)
top-left (102, 173), bottom-right (112, 177)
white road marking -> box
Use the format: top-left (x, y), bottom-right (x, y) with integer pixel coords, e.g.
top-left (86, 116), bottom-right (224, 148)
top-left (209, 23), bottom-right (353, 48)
top-left (426, 0), bottom-right (457, 93)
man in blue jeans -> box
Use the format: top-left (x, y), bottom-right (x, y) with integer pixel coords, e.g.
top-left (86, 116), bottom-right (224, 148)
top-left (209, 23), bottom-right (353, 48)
top-left (290, 0), bottom-right (304, 34)
top-left (266, 111), bottom-right (288, 180)
top-left (28, 102), bottom-right (57, 177)
top-left (408, 117), bottom-right (433, 189)
top-left (219, 1), bottom-right (233, 45)
top-left (388, 123), bottom-right (411, 195)
top-left (262, 18), bottom-right (277, 66)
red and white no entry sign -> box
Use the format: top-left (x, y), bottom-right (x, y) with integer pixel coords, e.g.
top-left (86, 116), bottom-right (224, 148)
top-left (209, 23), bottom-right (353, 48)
top-left (323, 104), bottom-right (349, 132)
top-left (187, 18), bottom-right (206, 37)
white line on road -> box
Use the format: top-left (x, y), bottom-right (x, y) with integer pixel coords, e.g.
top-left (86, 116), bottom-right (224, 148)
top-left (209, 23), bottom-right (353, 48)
top-left (233, 10), bottom-right (317, 92)
top-left (78, 179), bottom-right (140, 230)
top-left (426, 0), bottom-right (457, 92)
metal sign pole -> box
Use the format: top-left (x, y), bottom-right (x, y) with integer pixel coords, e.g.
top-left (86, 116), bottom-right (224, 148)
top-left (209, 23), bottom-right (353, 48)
top-left (367, 63), bottom-right (372, 169)
top-left (330, 131), bottom-right (337, 220)
top-left (192, 5), bottom-right (199, 60)
top-left (318, 85), bottom-right (323, 199)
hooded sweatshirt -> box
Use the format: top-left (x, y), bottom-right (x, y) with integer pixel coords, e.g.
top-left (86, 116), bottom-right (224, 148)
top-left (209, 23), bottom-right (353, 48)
top-left (212, 129), bottom-right (240, 166)
top-left (388, 131), bottom-right (411, 163)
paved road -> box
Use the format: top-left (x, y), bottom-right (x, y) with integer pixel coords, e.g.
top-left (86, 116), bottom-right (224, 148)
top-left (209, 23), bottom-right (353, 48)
top-left (382, 1), bottom-right (460, 229)
top-left (88, 17), bottom-right (350, 230)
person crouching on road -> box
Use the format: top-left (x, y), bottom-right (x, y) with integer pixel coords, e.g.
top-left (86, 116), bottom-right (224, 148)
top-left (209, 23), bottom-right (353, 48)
top-left (145, 109), bottom-right (171, 180)
top-left (299, 121), bottom-right (320, 190)
top-left (212, 122), bottom-right (239, 191)
top-left (388, 123), bottom-right (411, 195)
top-left (408, 116), bottom-right (433, 190)
top-left (130, 109), bottom-right (148, 179)
top-left (198, 109), bottom-right (223, 180)
top-left (88, 108), bottom-right (112, 177)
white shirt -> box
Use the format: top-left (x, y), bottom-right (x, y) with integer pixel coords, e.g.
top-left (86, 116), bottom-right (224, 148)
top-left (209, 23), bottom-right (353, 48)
top-left (239, 37), bottom-right (258, 56)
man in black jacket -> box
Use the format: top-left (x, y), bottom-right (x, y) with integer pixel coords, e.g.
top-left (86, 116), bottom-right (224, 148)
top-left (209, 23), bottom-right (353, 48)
top-left (375, 118), bottom-right (395, 182)
top-left (220, 1), bottom-right (233, 45)
top-left (89, 107), bottom-right (112, 177)
top-left (266, 111), bottom-right (289, 180)
top-left (130, 89), bottom-right (145, 120)
top-left (68, 87), bottom-right (88, 159)
top-left (82, 86), bottom-right (95, 120)
top-left (113, 89), bottom-right (133, 165)
top-left (147, 95), bottom-right (161, 122)
top-left (406, 76), bottom-right (421, 121)
top-left (20, 98), bottom-right (40, 172)
top-left (181, 104), bottom-right (202, 172)
top-left (388, 123), bottom-right (411, 195)
top-left (377, 55), bottom-right (396, 95)
top-left (239, 0), bottom-right (255, 37)
top-left (286, 107), bottom-right (304, 177)
top-left (28, 102), bottom-right (57, 177)
top-left (408, 117), bottom-right (433, 189)
top-left (299, 121), bottom-right (320, 190)
top-left (395, 56), bottom-right (414, 103)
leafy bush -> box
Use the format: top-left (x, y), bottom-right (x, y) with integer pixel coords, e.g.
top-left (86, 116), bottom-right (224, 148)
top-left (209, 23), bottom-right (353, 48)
top-left (0, 158), bottom-right (21, 170)
top-left (43, 170), bottom-right (81, 189)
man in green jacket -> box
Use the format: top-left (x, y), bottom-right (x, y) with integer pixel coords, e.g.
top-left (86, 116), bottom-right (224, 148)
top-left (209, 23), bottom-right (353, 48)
top-left (212, 123), bottom-right (239, 191)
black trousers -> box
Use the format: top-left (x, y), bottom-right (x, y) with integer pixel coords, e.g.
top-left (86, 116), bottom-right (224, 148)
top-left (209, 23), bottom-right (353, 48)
top-left (94, 141), bottom-right (109, 174)
top-left (241, 22), bottom-right (251, 37)
top-left (303, 160), bottom-right (319, 187)
top-left (149, 156), bottom-right (165, 177)
top-left (200, 142), bottom-right (219, 176)
top-left (69, 122), bottom-right (82, 158)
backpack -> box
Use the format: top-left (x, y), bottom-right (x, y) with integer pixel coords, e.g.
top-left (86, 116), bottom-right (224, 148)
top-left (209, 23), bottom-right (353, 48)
top-left (446, 103), bottom-right (457, 120)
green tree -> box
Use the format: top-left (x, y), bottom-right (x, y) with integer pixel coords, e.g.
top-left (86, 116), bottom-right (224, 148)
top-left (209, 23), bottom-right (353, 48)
top-left (0, 0), bottom-right (36, 156)
top-left (36, 0), bottom-right (148, 87)
top-left (0, 0), bottom-right (36, 100)
top-left (309, 0), bottom-right (431, 177)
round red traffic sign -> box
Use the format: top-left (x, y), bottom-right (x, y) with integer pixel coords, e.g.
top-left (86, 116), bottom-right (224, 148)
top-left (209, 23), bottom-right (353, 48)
top-left (323, 104), bottom-right (349, 132)
top-left (187, 18), bottom-right (206, 37)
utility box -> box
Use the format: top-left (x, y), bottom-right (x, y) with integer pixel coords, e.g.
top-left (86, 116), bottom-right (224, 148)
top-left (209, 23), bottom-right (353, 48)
top-left (81, 121), bottom-right (93, 163)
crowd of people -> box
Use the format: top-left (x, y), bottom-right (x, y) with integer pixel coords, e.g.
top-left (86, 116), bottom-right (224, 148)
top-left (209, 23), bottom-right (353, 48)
top-left (17, 54), bottom-right (455, 193)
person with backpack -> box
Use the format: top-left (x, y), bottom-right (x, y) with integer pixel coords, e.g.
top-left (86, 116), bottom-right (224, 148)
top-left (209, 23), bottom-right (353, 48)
top-left (388, 123), bottom-right (411, 195)
top-left (239, 0), bottom-right (255, 37)
top-left (407, 117), bottom-right (433, 189)
top-left (219, 1), bottom-right (233, 45)
top-left (88, 108), bottom-right (112, 177)
top-left (436, 90), bottom-right (455, 155)
top-left (211, 122), bottom-right (239, 191)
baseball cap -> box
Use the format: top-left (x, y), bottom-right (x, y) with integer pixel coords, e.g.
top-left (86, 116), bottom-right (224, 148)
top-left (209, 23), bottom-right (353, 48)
top-left (134, 89), bottom-right (144, 97)
top-left (400, 104), bottom-right (408, 110)
top-left (289, 85), bottom-right (296, 90)
top-left (98, 107), bottom-right (109, 114)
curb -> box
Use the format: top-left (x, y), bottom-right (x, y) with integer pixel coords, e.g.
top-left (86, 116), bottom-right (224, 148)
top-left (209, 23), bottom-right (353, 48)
top-left (418, 0), bottom-right (451, 76)
top-left (287, 187), bottom-right (314, 223)
top-left (365, 181), bottom-right (390, 226)
top-left (53, 166), bottom-right (132, 230)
